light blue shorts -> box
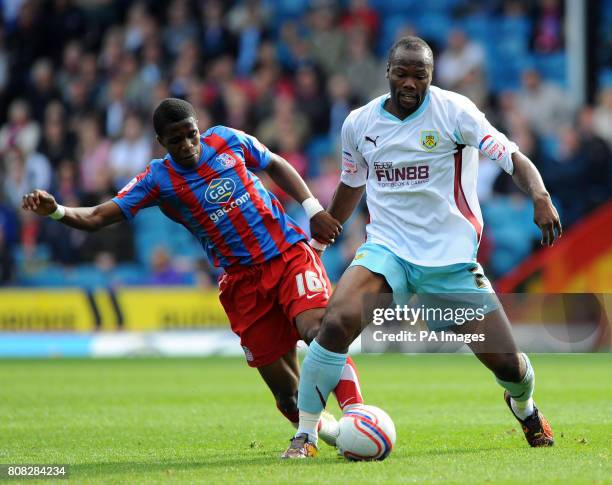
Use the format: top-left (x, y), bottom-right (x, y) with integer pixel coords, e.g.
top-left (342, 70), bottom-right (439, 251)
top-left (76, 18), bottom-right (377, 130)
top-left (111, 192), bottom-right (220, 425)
top-left (349, 242), bottom-right (497, 329)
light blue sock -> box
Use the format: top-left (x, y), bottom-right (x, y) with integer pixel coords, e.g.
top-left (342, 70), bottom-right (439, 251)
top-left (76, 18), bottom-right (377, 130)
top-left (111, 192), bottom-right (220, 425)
top-left (496, 353), bottom-right (535, 402)
top-left (297, 339), bottom-right (347, 414)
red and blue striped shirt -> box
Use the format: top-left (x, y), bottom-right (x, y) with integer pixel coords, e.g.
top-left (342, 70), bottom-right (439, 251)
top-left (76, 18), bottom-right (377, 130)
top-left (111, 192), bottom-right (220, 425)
top-left (112, 126), bottom-right (307, 268)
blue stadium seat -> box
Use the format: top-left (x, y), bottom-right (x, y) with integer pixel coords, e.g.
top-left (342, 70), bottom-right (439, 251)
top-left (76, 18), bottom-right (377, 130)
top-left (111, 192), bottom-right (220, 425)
top-left (369, 0), bottom-right (417, 14)
top-left (414, 14), bottom-right (453, 44)
top-left (482, 196), bottom-right (541, 276)
top-left (532, 53), bottom-right (567, 87)
top-left (111, 263), bottom-right (147, 286)
top-left (459, 15), bottom-right (492, 44)
top-left (20, 265), bottom-right (66, 287)
top-left (64, 265), bottom-right (107, 289)
top-left (377, 14), bottom-right (411, 55)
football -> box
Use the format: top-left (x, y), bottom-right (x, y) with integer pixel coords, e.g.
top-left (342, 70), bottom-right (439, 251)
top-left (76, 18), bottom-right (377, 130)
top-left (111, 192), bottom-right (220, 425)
top-left (337, 405), bottom-right (397, 461)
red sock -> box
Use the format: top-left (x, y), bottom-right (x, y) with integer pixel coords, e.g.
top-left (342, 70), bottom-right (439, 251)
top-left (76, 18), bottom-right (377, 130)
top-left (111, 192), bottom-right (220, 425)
top-left (332, 356), bottom-right (363, 410)
top-left (276, 401), bottom-right (299, 427)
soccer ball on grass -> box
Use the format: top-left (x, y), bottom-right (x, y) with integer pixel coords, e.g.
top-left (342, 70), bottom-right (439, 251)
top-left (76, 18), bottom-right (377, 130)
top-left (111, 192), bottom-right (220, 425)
top-left (336, 404), bottom-right (396, 461)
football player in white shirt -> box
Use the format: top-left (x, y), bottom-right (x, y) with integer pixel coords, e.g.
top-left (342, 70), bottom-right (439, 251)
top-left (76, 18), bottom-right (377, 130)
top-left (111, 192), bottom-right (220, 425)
top-left (283, 37), bottom-right (561, 458)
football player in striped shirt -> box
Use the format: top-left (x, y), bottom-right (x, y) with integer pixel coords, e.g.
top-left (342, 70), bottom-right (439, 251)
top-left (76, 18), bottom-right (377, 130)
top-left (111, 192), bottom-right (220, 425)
top-left (22, 98), bottom-right (364, 456)
top-left (287, 37), bottom-right (561, 457)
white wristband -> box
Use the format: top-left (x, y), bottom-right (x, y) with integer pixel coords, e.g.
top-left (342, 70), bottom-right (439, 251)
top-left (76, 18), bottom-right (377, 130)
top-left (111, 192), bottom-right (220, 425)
top-left (301, 197), bottom-right (324, 219)
top-left (309, 239), bottom-right (328, 252)
top-left (48, 204), bottom-right (66, 220)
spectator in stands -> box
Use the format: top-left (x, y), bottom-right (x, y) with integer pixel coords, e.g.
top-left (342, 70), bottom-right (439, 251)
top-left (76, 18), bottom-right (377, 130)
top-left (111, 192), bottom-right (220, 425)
top-left (6, 0), bottom-right (46, 94)
top-left (43, 0), bottom-right (86, 60)
top-left (339, 0), bottom-right (379, 44)
top-left (163, 0), bottom-right (198, 57)
top-left (227, 0), bottom-right (270, 76)
top-left (327, 73), bottom-right (354, 147)
top-left (532, 0), bottom-right (564, 54)
top-left (436, 30), bottom-right (486, 101)
top-left (124, 1), bottom-right (152, 53)
top-left (120, 52), bottom-right (153, 111)
top-left (306, 4), bottom-right (345, 75)
top-left (220, 82), bottom-right (254, 133)
top-left (576, 106), bottom-right (612, 210)
top-left (545, 126), bottom-right (589, 227)
top-left (256, 92), bottom-right (310, 153)
top-left (2, 147), bottom-right (51, 210)
top-left (140, 40), bottom-right (164, 88)
top-left (340, 26), bottom-right (381, 103)
top-left (108, 113), bottom-right (151, 190)
top-left (169, 39), bottom-right (200, 99)
top-left (102, 26), bottom-right (128, 78)
top-left (277, 20), bottom-right (311, 73)
top-left (56, 40), bottom-right (84, 100)
top-left (294, 63), bottom-right (330, 136)
top-left (148, 246), bottom-right (189, 286)
top-left (37, 103), bottom-right (76, 170)
top-left (76, 114), bottom-right (112, 195)
top-left (0, 99), bottom-right (40, 156)
top-left (99, 75), bottom-right (129, 139)
top-left (28, 58), bottom-right (62, 124)
top-left (199, 0), bottom-right (236, 64)
top-left (516, 67), bottom-right (572, 136)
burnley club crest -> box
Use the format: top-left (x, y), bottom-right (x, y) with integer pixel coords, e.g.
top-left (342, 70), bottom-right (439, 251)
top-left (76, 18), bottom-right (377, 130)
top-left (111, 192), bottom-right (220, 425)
top-left (420, 130), bottom-right (439, 151)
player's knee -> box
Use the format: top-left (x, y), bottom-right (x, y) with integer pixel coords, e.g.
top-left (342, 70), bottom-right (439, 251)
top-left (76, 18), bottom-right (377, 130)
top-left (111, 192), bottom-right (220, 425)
top-left (494, 353), bottom-right (524, 382)
top-left (319, 307), bottom-right (359, 350)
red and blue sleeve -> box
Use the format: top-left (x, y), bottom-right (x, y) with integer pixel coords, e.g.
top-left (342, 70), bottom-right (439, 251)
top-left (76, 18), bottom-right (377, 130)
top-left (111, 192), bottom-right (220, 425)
top-left (111, 165), bottom-right (160, 220)
top-left (232, 129), bottom-right (271, 171)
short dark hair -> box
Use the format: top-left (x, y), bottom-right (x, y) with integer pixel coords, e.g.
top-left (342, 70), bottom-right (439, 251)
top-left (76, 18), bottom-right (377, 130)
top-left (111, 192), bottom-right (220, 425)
top-left (387, 36), bottom-right (434, 67)
top-left (153, 98), bottom-right (197, 135)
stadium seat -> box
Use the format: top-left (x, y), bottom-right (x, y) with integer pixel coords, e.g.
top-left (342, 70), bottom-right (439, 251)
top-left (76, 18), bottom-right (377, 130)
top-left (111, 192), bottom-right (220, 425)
top-left (532, 53), bottom-right (567, 87)
top-left (414, 14), bottom-right (453, 44)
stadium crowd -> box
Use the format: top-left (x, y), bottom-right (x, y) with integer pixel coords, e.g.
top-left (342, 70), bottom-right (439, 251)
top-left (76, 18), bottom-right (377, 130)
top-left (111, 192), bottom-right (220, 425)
top-left (0, 0), bottom-right (611, 287)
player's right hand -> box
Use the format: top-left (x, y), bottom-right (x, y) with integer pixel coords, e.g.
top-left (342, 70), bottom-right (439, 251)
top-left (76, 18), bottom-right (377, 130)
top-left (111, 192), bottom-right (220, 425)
top-left (310, 211), bottom-right (342, 245)
top-left (22, 189), bottom-right (58, 216)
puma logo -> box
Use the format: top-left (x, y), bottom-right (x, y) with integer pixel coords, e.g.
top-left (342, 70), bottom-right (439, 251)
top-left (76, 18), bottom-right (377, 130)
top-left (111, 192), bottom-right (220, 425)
top-left (365, 135), bottom-right (380, 147)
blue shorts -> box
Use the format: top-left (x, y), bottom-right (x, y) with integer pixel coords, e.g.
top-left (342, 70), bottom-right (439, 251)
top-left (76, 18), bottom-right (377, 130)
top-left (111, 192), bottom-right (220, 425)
top-left (349, 242), bottom-right (497, 329)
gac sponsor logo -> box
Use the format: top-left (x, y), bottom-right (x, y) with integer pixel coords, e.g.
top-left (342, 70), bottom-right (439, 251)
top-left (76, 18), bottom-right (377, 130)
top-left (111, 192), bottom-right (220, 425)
top-left (373, 161), bottom-right (429, 187)
top-left (205, 178), bottom-right (236, 205)
top-left (209, 192), bottom-right (251, 222)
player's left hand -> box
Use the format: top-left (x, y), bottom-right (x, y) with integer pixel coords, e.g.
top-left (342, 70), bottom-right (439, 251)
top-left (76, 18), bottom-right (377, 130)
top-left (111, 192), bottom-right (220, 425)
top-left (310, 211), bottom-right (342, 245)
top-left (533, 194), bottom-right (562, 246)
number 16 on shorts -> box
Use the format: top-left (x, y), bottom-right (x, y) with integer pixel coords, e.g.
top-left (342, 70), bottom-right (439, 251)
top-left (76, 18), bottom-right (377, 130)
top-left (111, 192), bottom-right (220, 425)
top-left (295, 271), bottom-right (325, 297)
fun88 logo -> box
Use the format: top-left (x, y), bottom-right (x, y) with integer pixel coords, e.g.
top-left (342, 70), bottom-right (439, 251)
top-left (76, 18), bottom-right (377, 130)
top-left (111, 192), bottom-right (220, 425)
top-left (205, 178), bottom-right (236, 205)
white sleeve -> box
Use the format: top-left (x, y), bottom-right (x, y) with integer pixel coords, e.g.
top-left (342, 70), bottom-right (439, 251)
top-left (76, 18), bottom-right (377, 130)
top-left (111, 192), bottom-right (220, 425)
top-left (339, 115), bottom-right (368, 187)
top-left (456, 100), bottom-right (518, 174)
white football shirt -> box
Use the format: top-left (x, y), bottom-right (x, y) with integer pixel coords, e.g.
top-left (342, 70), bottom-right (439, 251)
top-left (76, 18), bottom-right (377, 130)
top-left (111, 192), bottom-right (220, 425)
top-left (340, 85), bottom-right (518, 266)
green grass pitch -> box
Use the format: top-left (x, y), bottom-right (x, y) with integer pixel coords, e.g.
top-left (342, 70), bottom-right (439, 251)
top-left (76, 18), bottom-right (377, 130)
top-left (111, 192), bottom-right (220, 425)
top-left (1, 354), bottom-right (610, 484)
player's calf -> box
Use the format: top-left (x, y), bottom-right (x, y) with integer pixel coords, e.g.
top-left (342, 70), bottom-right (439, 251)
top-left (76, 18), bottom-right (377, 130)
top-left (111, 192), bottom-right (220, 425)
top-left (276, 392), bottom-right (299, 428)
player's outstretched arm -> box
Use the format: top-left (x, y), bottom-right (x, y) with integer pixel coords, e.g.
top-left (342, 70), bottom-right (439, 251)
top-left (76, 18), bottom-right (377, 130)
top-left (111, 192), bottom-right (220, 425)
top-left (265, 153), bottom-right (342, 244)
top-left (510, 151), bottom-right (562, 246)
top-left (327, 182), bottom-right (365, 226)
top-left (22, 189), bottom-right (125, 231)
